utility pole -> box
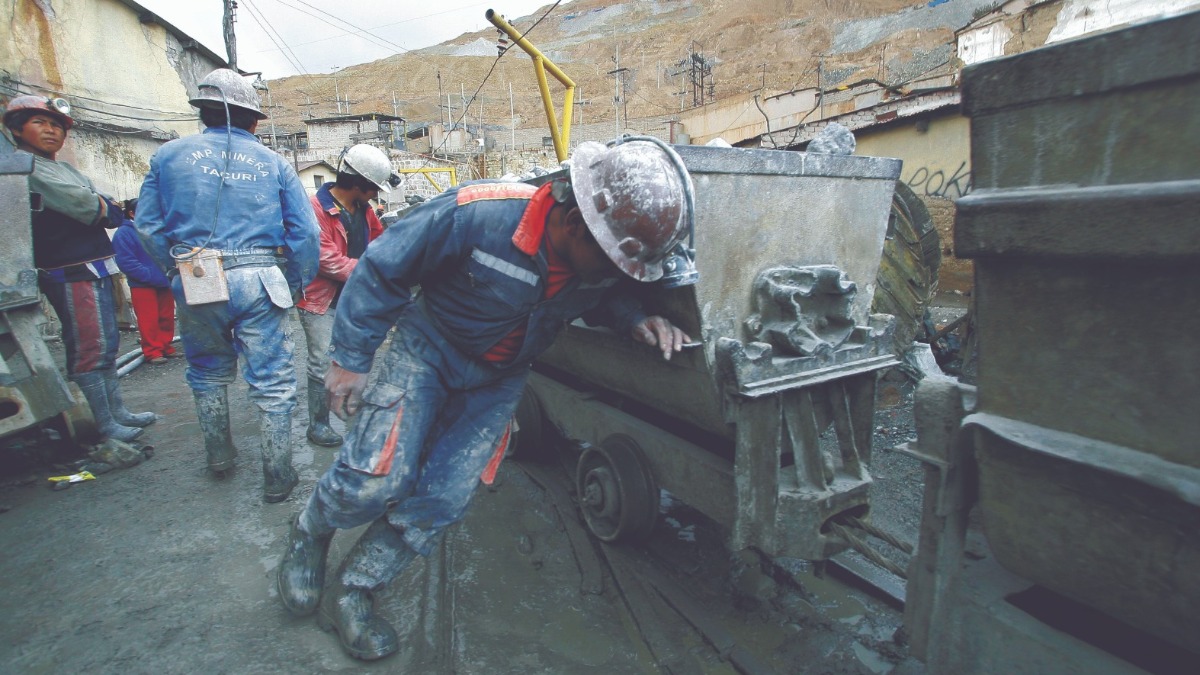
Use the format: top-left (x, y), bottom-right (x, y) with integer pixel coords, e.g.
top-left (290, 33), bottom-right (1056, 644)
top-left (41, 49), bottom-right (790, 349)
top-left (509, 82), bottom-right (515, 150)
top-left (392, 91), bottom-right (399, 118)
top-left (266, 88), bottom-right (278, 148)
top-left (222, 0), bottom-right (237, 70)
top-left (334, 76), bottom-right (342, 114)
top-left (608, 44), bottom-right (628, 134)
top-left (297, 91), bottom-right (318, 119)
top-left (437, 70), bottom-right (445, 128)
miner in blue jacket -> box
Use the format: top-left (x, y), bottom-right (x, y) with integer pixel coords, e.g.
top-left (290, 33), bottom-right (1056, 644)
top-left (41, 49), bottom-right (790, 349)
top-left (136, 69), bottom-right (319, 503)
top-left (278, 138), bottom-right (694, 660)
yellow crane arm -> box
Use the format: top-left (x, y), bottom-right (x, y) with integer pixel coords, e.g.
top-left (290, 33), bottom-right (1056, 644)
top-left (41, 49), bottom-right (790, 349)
top-left (486, 8), bottom-right (575, 162)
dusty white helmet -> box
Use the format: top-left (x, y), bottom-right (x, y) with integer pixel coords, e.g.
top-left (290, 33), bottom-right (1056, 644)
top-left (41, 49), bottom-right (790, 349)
top-left (340, 144), bottom-right (392, 193)
top-left (568, 138), bottom-right (693, 282)
top-left (189, 69), bottom-right (267, 120)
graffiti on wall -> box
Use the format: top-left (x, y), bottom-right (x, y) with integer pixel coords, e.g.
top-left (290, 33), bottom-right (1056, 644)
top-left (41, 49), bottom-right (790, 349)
top-left (905, 161), bottom-right (973, 199)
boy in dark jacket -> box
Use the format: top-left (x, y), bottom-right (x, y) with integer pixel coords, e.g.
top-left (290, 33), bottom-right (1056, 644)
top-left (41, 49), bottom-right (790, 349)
top-left (112, 198), bottom-right (176, 364)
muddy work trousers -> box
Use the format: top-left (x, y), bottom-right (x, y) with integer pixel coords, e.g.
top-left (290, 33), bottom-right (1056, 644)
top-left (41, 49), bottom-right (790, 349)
top-left (297, 307), bottom-right (335, 382)
top-left (40, 275), bottom-right (121, 377)
top-left (302, 315), bottom-right (525, 558)
top-left (172, 265), bottom-right (298, 415)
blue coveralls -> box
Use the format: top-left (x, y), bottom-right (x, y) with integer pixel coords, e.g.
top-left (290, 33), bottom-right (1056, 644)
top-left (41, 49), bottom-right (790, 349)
top-left (135, 126), bottom-right (319, 413)
top-left (302, 181), bottom-right (647, 557)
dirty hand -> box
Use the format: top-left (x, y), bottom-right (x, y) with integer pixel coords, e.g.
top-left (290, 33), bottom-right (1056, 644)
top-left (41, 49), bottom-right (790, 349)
top-left (632, 316), bottom-right (692, 361)
top-left (326, 361), bottom-right (369, 421)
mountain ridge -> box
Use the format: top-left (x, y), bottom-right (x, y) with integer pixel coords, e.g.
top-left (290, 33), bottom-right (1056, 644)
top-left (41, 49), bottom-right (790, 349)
top-left (263, 0), bottom-right (992, 137)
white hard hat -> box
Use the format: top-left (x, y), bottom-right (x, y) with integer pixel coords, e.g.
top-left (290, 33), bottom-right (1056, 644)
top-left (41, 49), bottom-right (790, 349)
top-left (189, 69), bottom-right (267, 120)
top-left (340, 144), bottom-right (392, 193)
top-left (567, 138), bottom-right (693, 282)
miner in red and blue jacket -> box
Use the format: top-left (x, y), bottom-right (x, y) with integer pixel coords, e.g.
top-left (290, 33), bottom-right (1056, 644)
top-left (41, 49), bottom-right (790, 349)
top-left (278, 138), bottom-right (696, 661)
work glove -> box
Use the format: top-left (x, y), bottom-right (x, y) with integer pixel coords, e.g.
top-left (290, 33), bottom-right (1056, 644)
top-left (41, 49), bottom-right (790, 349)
top-left (632, 316), bottom-right (692, 361)
top-left (326, 361), bottom-right (369, 421)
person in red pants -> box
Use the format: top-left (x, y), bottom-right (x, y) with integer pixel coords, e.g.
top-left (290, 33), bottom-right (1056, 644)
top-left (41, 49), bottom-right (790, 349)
top-left (112, 199), bottom-right (176, 364)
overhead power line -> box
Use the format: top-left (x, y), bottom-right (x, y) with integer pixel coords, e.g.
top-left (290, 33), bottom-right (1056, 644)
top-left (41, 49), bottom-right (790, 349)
top-left (243, 0), bottom-right (312, 78)
top-left (266, 0), bottom-right (445, 72)
top-left (418, 1), bottom-right (563, 173)
top-left (248, 2), bottom-right (493, 54)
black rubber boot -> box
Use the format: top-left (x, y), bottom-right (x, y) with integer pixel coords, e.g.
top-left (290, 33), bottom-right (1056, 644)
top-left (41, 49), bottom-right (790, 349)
top-left (193, 388), bottom-right (237, 473)
top-left (305, 376), bottom-right (342, 447)
top-left (277, 510), bottom-right (334, 616)
top-left (75, 372), bottom-right (143, 442)
top-left (317, 519), bottom-right (416, 661)
top-left (261, 411), bottom-right (299, 503)
top-left (103, 370), bottom-right (157, 428)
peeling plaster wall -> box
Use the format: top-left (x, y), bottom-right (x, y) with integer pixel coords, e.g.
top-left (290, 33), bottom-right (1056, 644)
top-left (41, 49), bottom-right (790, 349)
top-left (1, 0), bottom-right (226, 200)
top-left (959, 0), bottom-right (1200, 65)
top-left (958, 21), bottom-right (1014, 65)
top-left (1047, 0), bottom-right (1200, 43)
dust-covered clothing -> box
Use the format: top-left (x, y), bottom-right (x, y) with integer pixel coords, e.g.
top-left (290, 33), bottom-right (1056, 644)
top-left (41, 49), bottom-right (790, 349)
top-left (302, 181), bottom-right (647, 559)
top-left (134, 126), bottom-right (318, 295)
top-left (135, 125), bottom-right (319, 412)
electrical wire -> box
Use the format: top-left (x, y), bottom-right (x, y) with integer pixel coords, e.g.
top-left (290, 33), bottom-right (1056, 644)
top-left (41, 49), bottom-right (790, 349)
top-left (248, 2), bottom-right (494, 55)
top-left (1, 79), bottom-right (198, 121)
top-left (421, 1), bottom-right (562, 167)
top-left (242, 0), bottom-right (313, 79)
top-left (271, 0), bottom-right (414, 56)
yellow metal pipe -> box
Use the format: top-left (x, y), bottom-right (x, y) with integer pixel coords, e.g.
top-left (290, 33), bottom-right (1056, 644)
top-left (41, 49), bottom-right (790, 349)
top-left (487, 8), bottom-right (576, 162)
top-left (487, 9), bottom-right (575, 88)
top-left (394, 167), bottom-right (459, 191)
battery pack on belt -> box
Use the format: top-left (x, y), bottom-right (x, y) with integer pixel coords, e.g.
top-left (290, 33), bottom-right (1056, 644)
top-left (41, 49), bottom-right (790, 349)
top-left (176, 248), bottom-right (229, 305)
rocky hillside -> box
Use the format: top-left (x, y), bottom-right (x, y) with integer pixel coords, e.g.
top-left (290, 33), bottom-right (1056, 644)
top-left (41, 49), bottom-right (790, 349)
top-left (264, 0), bottom-right (998, 134)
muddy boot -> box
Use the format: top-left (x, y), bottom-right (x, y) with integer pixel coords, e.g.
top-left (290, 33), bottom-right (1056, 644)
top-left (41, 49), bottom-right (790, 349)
top-left (75, 372), bottom-right (143, 442)
top-left (317, 519), bottom-right (416, 661)
top-left (277, 509), bottom-right (334, 616)
top-left (193, 387), bottom-right (238, 473)
top-left (261, 411), bottom-right (299, 503)
top-left (104, 370), bottom-right (157, 428)
top-left (305, 376), bottom-right (342, 447)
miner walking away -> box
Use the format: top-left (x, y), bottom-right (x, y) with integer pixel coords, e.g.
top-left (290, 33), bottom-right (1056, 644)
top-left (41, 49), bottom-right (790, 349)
top-left (2, 95), bottom-right (156, 443)
top-left (135, 69), bottom-right (319, 503)
top-left (277, 138), bottom-right (695, 660)
top-left (296, 144), bottom-right (389, 448)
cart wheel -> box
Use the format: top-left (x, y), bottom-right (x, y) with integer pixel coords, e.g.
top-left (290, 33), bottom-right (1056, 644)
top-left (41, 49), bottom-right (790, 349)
top-left (510, 386), bottom-right (555, 462)
top-left (576, 434), bottom-right (659, 543)
top-left (61, 381), bottom-right (98, 443)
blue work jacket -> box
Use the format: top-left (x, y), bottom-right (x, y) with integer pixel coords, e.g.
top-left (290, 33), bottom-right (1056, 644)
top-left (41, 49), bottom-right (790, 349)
top-left (134, 126), bottom-right (319, 293)
top-left (112, 220), bottom-right (170, 288)
top-left (329, 181), bottom-right (647, 374)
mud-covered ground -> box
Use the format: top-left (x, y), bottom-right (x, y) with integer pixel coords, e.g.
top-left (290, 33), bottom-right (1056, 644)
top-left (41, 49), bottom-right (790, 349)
top-left (0, 315), bottom-right (945, 674)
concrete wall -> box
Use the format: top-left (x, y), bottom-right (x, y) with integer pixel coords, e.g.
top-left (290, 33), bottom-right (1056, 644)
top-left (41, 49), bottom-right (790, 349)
top-left (496, 115), bottom-right (675, 153)
top-left (305, 119), bottom-right (387, 155)
top-left (856, 113), bottom-right (974, 300)
top-left (0, 0), bottom-right (227, 201)
top-left (674, 89), bottom-right (819, 147)
top-left (297, 163), bottom-right (336, 196)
